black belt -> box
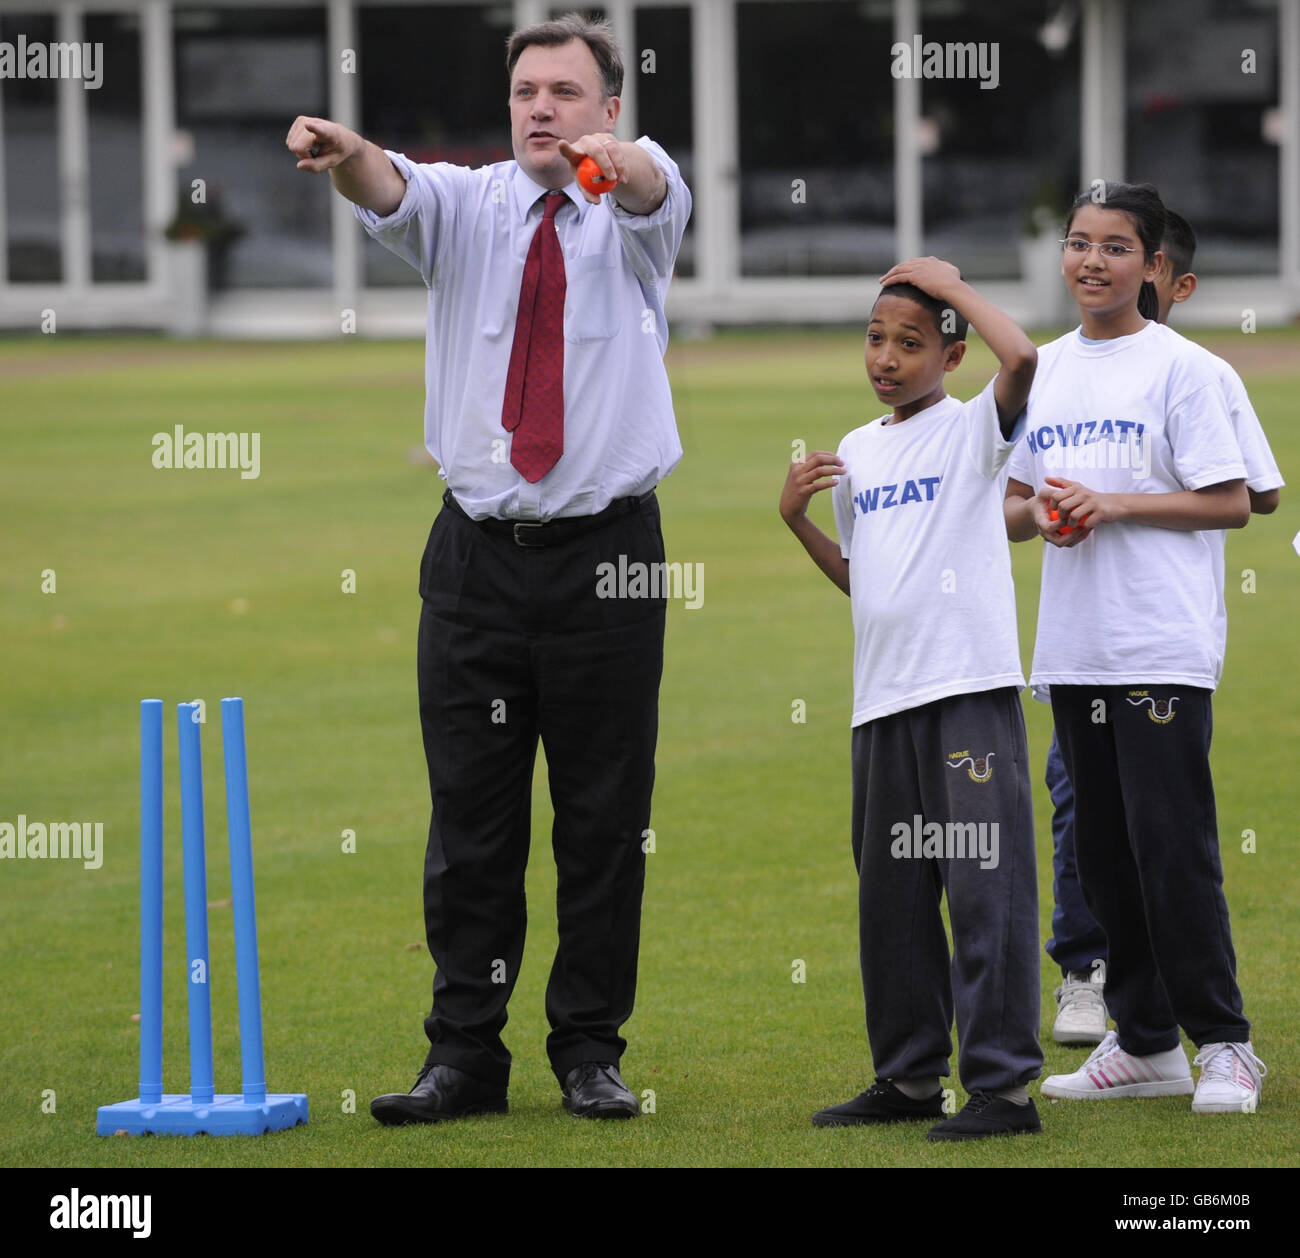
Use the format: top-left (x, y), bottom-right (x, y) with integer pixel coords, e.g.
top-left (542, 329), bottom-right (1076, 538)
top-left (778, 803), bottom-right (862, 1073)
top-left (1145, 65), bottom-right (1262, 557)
top-left (441, 487), bottom-right (655, 548)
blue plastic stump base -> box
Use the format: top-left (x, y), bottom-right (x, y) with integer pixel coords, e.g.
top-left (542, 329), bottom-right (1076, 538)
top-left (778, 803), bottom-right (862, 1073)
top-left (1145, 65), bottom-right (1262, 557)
top-left (97, 1093), bottom-right (308, 1136)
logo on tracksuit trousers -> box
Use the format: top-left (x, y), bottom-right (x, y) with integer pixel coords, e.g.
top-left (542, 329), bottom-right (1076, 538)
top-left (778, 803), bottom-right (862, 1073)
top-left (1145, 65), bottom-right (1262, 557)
top-left (946, 750), bottom-right (995, 782)
top-left (1126, 693), bottom-right (1179, 724)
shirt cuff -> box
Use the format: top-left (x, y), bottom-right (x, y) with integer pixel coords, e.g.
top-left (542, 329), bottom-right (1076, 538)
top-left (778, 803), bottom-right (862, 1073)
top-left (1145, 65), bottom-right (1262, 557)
top-left (352, 149), bottom-right (418, 231)
top-left (608, 139), bottom-right (679, 230)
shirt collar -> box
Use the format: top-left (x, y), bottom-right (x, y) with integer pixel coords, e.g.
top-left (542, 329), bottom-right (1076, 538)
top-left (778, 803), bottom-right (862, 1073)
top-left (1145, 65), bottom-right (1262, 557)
top-left (510, 163), bottom-right (584, 223)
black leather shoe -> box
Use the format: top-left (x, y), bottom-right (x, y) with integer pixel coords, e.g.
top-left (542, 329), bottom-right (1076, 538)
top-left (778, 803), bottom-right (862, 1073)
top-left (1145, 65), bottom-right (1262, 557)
top-left (562, 1062), bottom-right (638, 1119)
top-left (370, 1063), bottom-right (507, 1126)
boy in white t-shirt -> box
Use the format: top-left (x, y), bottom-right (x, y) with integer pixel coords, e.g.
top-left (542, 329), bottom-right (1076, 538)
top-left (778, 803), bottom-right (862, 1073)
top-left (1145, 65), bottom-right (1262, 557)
top-left (780, 257), bottom-right (1042, 1141)
top-left (1154, 210), bottom-right (1285, 663)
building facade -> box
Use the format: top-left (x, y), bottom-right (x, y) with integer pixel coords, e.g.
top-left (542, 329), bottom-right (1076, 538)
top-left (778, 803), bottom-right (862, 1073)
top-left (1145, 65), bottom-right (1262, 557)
top-left (0, 0), bottom-right (1296, 333)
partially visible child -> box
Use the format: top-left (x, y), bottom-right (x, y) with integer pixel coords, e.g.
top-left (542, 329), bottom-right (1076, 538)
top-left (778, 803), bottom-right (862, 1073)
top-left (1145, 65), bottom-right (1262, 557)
top-left (1154, 207), bottom-right (1285, 525)
top-left (780, 257), bottom-right (1042, 1142)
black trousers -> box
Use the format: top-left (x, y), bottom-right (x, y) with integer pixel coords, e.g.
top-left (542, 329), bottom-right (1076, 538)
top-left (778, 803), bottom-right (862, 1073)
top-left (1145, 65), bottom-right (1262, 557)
top-left (415, 492), bottom-right (665, 1086)
top-left (1050, 685), bottom-right (1249, 1055)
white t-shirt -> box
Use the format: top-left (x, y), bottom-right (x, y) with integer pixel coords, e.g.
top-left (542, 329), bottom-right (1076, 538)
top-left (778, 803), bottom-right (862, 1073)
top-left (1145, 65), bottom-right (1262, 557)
top-left (832, 380), bottom-right (1026, 726)
top-left (1006, 322), bottom-right (1247, 692)
top-left (1190, 349), bottom-right (1284, 669)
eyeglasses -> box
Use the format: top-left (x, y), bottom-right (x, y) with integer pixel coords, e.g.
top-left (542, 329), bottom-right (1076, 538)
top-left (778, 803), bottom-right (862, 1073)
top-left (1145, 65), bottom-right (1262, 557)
top-left (1059, 238), bottom-right (1141, 259)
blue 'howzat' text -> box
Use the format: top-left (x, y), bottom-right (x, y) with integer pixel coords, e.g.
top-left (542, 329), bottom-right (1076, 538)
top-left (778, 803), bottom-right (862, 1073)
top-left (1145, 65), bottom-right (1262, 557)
top-left (1026, 419), bottom-right (1145, 453)
top-left (853, 475), bottom-right (943, 517)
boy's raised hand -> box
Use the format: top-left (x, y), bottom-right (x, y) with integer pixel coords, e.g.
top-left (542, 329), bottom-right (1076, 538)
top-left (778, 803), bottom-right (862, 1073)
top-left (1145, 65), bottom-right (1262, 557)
top-left (781, 452), bottom-right (844, 524)
top-left (878, 256), bottom-right (963, 299)
top-left (884, 256), bottom-right (1036, 440)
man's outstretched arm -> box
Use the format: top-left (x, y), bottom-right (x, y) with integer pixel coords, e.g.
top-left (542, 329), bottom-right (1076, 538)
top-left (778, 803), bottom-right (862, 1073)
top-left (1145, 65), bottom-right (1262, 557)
top-left (286, 116), bottom-right (406, 216)
top-left (556, 135), bottom-right (666, 214)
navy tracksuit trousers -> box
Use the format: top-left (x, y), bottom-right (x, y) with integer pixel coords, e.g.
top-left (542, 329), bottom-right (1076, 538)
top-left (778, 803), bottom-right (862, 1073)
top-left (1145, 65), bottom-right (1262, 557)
top-left (1049, 685), bottom-right (1249, 1055)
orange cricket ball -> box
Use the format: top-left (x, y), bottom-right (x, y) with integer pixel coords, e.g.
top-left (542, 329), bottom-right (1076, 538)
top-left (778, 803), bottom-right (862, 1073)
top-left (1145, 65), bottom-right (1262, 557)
top-left (576, 156), bottom-right (618, 196)
top-left (1049, 508), bottom-right (1090, 535)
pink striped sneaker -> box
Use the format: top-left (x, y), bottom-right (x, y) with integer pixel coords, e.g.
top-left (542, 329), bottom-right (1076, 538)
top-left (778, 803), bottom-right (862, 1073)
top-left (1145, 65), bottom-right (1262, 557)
top-left (1191, 1042), bottom-right (1266, 1114)
top-left (1041, 1030), bottom-right (1194, 1100)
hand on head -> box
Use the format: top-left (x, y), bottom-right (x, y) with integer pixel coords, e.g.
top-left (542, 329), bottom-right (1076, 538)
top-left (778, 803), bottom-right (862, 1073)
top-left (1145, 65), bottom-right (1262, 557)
top-left (878, 257), bottom-right (963, 301)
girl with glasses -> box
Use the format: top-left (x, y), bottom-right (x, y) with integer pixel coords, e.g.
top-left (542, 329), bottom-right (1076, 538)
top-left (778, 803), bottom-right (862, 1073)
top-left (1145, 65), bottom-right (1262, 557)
top-left (1003, 182), bottom-right (1265, 1115)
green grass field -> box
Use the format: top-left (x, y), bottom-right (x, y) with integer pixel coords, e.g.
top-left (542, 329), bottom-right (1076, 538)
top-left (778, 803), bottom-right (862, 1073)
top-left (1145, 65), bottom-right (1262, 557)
top-left (2, 328), bottom-right (1297, 1169)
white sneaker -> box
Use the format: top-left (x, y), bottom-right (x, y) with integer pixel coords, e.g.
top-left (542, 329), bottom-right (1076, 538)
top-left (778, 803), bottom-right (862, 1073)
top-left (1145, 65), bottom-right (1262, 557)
top-left (1042, 1030), bottom-right (1193, 1100)
top-left (1192, 1042), bottom-right (1266, 1114)
top-left (1052, 972), bottom-right (1108, 1045)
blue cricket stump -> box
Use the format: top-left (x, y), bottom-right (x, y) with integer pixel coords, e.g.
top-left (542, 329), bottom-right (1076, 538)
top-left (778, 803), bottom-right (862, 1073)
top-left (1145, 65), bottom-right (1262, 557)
top-left (97, 698), bottom-right (309, 1136)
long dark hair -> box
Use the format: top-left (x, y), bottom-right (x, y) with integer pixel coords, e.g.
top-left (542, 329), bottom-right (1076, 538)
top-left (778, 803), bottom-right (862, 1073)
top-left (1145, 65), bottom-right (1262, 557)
top-left (1065, 182), bottom-right (1166, 321)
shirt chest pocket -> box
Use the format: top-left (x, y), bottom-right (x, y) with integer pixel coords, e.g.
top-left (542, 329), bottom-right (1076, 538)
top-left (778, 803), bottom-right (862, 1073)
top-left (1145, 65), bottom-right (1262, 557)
top-left (563, 253), bottom-right (623, 343)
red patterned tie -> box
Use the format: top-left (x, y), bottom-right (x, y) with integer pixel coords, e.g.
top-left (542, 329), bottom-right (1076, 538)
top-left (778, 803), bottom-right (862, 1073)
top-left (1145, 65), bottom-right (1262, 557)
top-left (501, 191), bottom-right (567, 483)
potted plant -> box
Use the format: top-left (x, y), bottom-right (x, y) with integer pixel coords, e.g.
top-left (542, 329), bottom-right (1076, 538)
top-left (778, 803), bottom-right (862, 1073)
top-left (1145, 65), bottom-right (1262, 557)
top-left (164, 187), bottom-right (245, 291)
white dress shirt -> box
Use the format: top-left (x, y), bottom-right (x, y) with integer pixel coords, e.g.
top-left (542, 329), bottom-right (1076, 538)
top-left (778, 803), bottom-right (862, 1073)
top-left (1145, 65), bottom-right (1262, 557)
top-left (355, 138), bottom-right (692, 521)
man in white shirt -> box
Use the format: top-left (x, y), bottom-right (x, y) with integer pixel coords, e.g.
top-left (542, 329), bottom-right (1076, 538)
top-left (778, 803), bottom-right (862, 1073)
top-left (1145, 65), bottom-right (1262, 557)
top-left (286, 12), bottom-right (691, 1124)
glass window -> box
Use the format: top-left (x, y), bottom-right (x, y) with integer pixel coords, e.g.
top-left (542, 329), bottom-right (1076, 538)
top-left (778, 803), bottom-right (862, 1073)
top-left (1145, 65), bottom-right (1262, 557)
top-left (918, 0), bottom-right (1081, 280)
top-left (359, 3), bottom-right (515, 287)
top-left (634, 5), bottom-right (693, 276)
top-left (3, 12), bottom-right (61, 282)
top-left (1126, 0), bottom-right (1279, 275)
top-left (87, 12), bottom-right (146, 282)
top-left (173, 6), bottom-right (330, 289)
top-left (737, 0), bottom-right (894, 277)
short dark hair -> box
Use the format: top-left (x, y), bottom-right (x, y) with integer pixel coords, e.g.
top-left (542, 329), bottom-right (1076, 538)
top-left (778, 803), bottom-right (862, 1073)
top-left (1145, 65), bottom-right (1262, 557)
top-left (506, 12), bottom-right (624, 99)
top-left (873, 282), bottom-right (968, 347)
top-left (1065, 181), bottom-right (1167, 320)
top-left (1161, 209), bottom-right (1197, 280)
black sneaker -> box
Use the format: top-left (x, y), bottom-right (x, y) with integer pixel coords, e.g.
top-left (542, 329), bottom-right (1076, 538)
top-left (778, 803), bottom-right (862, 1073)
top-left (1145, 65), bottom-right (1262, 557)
top-left (812, 1080), bottom-right (945, 1127)
top-left (926, 1091), bottom-right (1041, 1142)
